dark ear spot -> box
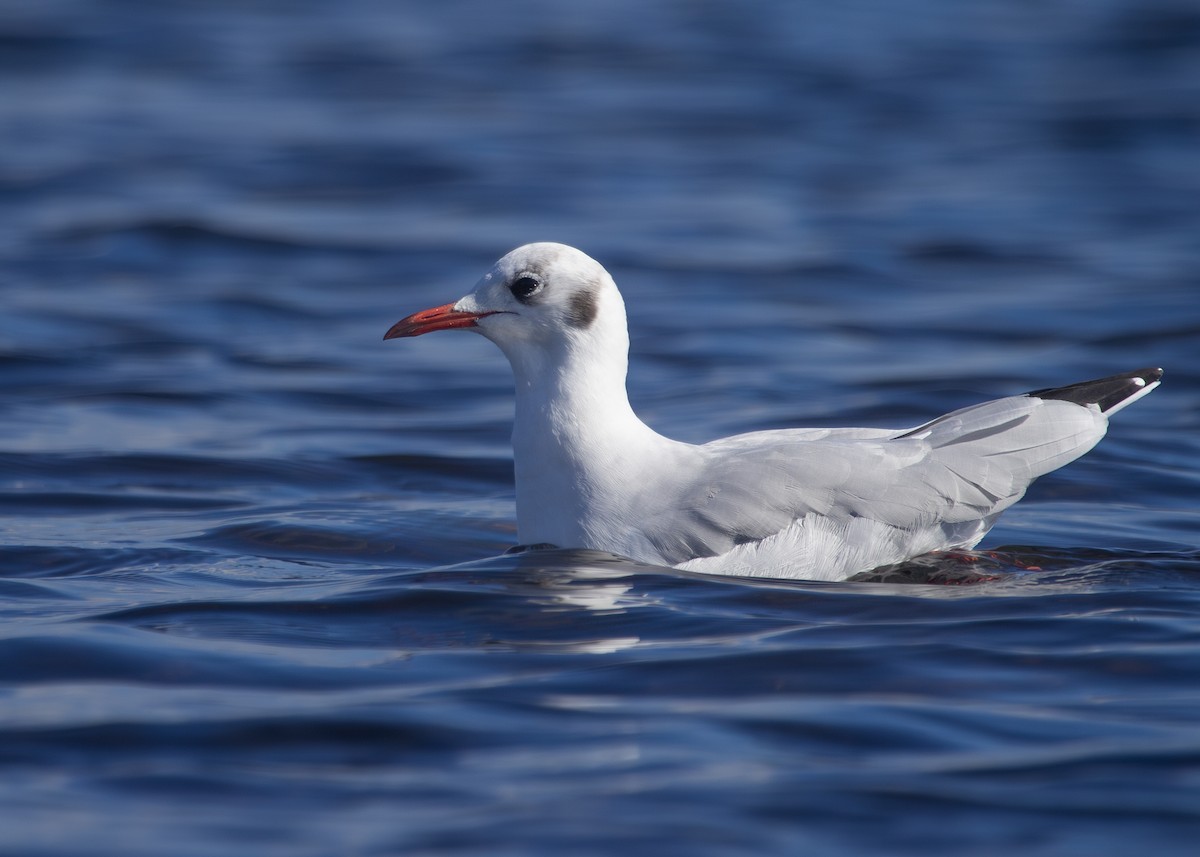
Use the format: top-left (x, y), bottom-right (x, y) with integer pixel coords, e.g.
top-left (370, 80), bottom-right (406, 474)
top-left (566, 288), bottom-right (598, 329)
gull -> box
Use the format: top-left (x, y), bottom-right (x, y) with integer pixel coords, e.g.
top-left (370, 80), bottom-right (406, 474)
top-left (385, 242), bottom-right (1162, 581)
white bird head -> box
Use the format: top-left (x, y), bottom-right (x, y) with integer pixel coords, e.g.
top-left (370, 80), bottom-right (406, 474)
top-left (385, 243), bottom-right (629, 378)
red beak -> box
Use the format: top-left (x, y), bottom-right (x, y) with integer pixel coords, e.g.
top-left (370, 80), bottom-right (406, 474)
top-left (383, 303), bottom-right (494, 339)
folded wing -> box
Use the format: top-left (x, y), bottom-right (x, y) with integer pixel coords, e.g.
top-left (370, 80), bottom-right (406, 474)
top-left (641, 369), bottom-right (1162, 567)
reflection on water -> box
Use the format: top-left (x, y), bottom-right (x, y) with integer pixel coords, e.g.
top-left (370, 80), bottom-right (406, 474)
top-left (527, 567), bottom-right (643, 616)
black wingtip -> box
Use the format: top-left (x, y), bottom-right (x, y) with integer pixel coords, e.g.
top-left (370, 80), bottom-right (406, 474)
top-left (1026, 367), bottom-right (1163, 414)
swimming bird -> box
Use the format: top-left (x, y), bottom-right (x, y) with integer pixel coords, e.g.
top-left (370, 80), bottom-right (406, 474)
top-left (385, 242), bottom-right (1162, 580)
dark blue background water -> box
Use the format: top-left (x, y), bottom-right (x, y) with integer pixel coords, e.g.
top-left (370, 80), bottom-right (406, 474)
top-left (3, 1), bottom-right (1199, 854)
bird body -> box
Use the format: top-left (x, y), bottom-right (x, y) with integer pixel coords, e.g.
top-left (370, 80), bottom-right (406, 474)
top-left (386, 243), bottom-right (1161, 581)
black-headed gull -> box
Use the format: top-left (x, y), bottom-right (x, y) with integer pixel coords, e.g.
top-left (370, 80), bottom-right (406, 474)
top-left (386, 242), bottom-right (1162, 580)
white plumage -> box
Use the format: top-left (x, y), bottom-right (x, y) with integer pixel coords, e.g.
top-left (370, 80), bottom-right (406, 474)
top-left (386, 242), bottom-right (1161, 581)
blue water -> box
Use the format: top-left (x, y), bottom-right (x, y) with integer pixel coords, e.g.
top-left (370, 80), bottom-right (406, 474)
top-left (3, 1), bottom-right (1200, 854)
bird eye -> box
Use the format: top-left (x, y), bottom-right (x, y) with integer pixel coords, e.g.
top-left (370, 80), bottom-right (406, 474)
top-left (509, 274), bottom-right (543, 302)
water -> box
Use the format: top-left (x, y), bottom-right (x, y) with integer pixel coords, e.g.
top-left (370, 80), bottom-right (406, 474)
top-left (2, 1), bottom-right (1199, 854)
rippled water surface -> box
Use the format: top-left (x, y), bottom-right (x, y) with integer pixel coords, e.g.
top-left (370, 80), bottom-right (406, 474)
top-left (3, 1), bottom-right (1199, 854)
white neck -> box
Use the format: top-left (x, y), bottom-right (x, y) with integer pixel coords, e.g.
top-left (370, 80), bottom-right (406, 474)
top-left (500, 313), bottom-right (669, 548)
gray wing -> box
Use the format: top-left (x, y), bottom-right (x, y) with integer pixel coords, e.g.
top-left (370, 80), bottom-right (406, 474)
top-left (640, 394), bottom-right (1108, 564)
